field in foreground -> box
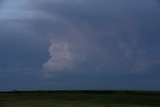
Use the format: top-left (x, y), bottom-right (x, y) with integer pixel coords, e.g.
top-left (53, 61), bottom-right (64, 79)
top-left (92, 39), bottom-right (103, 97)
top-left (0, 90), bottom-right (160, 107)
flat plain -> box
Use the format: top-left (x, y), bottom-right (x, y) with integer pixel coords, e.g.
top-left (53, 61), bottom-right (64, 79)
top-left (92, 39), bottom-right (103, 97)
top-left (0, 90), bottom-right (160, 107)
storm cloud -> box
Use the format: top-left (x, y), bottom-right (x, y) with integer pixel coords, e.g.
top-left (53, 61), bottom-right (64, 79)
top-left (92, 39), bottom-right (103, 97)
top-left (0, 0), bottom-right (160, 90)
top-left (25, 0), bottom-right (160, 73)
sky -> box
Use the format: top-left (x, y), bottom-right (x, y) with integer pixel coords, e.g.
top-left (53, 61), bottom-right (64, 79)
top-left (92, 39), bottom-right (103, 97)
top-left (0, 0), bottom-right (160, 91)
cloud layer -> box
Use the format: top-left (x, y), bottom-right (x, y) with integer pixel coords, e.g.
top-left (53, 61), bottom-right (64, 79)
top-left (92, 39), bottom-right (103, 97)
top-left (0, 0), bottom-right (160, 74)
top-left (26, 0), bottom-right (160, 73)
top-left (0, 0), bottom-right (160, 90)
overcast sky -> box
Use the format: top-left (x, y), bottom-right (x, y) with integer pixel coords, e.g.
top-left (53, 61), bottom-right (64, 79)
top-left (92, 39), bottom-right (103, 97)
top-left (0, 0), bottom-right (160, 91)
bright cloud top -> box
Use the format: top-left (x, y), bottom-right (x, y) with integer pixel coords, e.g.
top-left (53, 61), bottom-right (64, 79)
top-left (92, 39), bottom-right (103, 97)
top-left (43, 40), bottom-right (74, 72)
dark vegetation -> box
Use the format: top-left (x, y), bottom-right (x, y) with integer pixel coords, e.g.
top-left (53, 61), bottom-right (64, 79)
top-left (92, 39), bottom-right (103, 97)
top-left (0, 90), bottom-right (160, 107)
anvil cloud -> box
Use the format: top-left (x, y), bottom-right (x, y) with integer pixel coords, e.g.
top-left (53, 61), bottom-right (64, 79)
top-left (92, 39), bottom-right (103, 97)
top-left (0, 0), bottom-right (160, 90)
top-left (28, 0), bottom-right (160, 73)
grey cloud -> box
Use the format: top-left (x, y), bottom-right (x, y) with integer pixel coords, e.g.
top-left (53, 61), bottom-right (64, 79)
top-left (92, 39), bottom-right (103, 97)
top-left (0, 0), bottom-right (4, 4)
top-left (22, 0), bottom-right (160, 73)
top-left (0, 21), bottom-right (49, 74)
top-left (0, 0), bottom-right (160, 90)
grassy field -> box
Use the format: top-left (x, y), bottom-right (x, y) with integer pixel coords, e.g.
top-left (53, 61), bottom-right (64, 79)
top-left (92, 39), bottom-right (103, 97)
top-left (0, 90), bottom-right (160, 107)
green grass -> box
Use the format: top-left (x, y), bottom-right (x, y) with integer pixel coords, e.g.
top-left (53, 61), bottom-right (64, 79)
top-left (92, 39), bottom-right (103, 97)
top-left (0, 90), bottom-right (160, 107)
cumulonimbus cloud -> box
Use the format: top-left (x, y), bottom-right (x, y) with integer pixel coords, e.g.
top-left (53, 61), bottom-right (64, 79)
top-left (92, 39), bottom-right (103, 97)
top-left (43, 40), bottom-right (74, 72)
top-left (27, 0), bottom-right (160, 74)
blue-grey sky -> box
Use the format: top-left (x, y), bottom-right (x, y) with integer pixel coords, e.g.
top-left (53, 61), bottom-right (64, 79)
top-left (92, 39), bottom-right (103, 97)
top-left (0, 0), bottom-right (160, 91)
